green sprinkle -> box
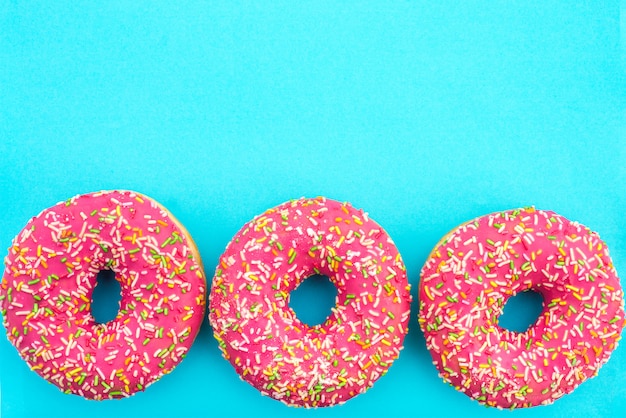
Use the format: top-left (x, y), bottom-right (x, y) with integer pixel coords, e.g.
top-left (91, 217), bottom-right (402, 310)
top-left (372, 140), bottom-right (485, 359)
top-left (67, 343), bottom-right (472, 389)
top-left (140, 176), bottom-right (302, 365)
top-left (143, 338), bottom-right (150, 345)
top-left (276, 242), bottom-right (283, 251)
top-left (129, 248), bottom-right (140, 254)
top-left (609, 317), bottom-right (620, 324)
top-left (288, 251), bottom-right (296, 264)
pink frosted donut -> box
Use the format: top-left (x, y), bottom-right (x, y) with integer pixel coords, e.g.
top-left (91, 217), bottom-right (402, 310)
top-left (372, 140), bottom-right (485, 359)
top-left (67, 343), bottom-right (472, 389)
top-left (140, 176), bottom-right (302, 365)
top-left (419, 207), bottom-right (625, 408)
top-left (209, 197), bottom-right (412, 407)
top-left (0, 190), bottom-right (206, 399)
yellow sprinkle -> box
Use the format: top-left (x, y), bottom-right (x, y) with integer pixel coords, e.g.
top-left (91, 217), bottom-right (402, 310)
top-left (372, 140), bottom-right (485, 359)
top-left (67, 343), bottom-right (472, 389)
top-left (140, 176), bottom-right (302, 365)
top-left (565, 284), bottom-right (580, 293)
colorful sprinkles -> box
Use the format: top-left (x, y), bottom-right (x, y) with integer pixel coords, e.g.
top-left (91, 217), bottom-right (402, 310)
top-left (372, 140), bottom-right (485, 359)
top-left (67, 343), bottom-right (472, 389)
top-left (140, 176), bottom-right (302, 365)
top-left (418, 207), bottom-right (625, 409)
top-left (208, 197), bottom-right (412, 407)
top-left (0, 190), bottom-right (206, 399)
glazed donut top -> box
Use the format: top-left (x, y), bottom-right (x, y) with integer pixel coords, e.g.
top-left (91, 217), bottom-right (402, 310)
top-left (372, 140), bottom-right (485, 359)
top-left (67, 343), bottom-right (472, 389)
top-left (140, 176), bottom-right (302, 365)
top-left (419, 208), bottom-right (625, 408)
top-left (0, 190), bottom-right (206, 399)
top-left (209, 197), bottom-right (412, 407)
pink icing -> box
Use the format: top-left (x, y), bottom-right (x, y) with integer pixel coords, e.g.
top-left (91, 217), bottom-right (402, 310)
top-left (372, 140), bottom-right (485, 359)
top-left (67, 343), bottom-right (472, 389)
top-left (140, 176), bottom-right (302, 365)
top-left (419, 208), bottom-right (625, 408)
top-left (208, 197), bottom-right (412, 407)
top-left (0, 190), bottom-right (206, 399)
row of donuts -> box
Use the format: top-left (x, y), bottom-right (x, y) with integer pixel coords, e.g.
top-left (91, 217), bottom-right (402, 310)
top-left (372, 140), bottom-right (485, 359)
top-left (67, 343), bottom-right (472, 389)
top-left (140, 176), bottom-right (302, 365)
top-left (0, 190), bottom-right (624, 409)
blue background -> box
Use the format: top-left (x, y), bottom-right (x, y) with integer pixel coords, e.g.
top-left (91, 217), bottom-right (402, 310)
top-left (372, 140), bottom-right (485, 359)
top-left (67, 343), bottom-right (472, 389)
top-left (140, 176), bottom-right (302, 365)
top-left (1, 1), bottom-right (624, 417)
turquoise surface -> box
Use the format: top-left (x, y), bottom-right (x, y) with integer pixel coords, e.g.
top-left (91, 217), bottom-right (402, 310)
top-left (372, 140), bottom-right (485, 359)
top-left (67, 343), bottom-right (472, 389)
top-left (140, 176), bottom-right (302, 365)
top-left (1, 2), bottom-right (624, 417)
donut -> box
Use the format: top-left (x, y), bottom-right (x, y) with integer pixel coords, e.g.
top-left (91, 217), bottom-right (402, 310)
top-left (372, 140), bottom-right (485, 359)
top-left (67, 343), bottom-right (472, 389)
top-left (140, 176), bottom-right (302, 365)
top-left (0, 190), bottom-right (206, 399)
top-left (418, 207), bottom-right (625, 408)
top-left (208, 197), bottom-right (412, 407)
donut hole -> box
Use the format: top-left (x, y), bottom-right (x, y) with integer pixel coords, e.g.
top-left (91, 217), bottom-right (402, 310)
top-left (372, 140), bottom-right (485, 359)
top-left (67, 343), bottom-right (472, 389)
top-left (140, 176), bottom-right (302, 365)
top-left (91, 269), bottom-right (122, 324)
top-left (499, 290), bottom-right (544, 332)
top-left (289, 274), bottom-right (338, 326)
